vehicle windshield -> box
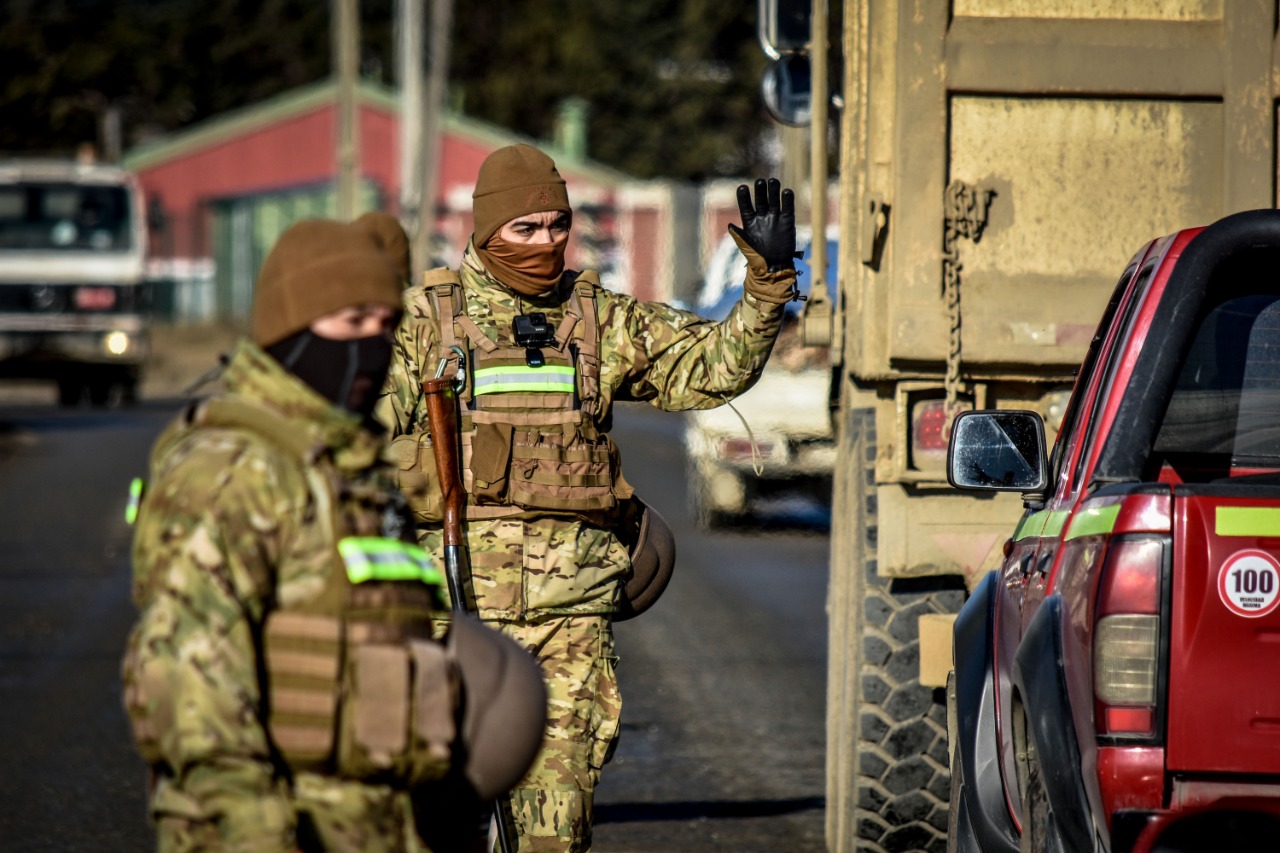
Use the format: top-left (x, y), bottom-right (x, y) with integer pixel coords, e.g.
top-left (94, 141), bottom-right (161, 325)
top-left (0, 182), bottom-right (134, 252)
top-left (1155, 292), bottom-right (1280, 467)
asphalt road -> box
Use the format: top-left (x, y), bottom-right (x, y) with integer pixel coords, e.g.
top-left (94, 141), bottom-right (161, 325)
top-left (0, 398), bottom-right (829, 852)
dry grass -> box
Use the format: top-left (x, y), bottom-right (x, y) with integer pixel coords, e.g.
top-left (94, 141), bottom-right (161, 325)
top-left (0, 321), bottom-right (244, 404)
top-left (141, 321), bottom-right (244, 399)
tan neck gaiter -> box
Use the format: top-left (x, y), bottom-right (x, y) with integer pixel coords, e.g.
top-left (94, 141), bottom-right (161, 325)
top-left (478, 236), bottom-right (568, 297)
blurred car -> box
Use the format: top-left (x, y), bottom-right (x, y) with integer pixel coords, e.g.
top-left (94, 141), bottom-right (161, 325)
top-left (682, 228), bottom-right (838, 527)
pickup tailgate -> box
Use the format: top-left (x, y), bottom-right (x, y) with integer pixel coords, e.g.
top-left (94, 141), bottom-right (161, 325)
top-left (1167, 493), bottom-right (1280, 773)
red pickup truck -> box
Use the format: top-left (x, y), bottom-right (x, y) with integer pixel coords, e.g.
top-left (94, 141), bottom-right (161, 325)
top-left (946, 209), bottom-right (1280, 853)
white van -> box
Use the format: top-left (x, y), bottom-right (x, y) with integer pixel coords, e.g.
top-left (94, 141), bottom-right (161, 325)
top-left (682, 227), bottom-right (839, 527)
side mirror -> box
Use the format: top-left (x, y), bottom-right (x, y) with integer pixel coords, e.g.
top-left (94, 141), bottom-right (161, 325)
top-left (947, 410), bottom-right (1048, 493)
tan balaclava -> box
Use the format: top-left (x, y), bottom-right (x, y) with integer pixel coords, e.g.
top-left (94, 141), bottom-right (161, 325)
top-left (251, 212), bottom-right (407, 415)
top-left (471, 144), bottom-right (571, 297)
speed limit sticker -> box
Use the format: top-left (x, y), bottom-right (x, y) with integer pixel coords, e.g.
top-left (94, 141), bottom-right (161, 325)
top-left (1218, 550), bottom-right (1280, 618)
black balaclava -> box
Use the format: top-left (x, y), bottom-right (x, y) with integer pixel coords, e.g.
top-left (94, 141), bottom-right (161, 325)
top-left (267, 329), bottom-right (392, 419)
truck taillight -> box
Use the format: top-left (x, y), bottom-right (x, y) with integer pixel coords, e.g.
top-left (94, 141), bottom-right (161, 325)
top-left (911, 398), bottom-right (950, 467)
top-left (1093, 536), bottom-right (1167, 739)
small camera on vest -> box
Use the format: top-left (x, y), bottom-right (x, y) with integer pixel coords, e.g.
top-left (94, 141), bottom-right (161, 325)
top-left (513, 312), bottom-right (556, 367)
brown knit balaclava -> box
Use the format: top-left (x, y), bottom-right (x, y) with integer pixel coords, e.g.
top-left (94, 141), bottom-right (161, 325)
top-left (251, 212), bottom-right (407, 418)
top-left (251, 211), bottom-right (407, 347)
top-left (472, 144), bottom-right (571, 296)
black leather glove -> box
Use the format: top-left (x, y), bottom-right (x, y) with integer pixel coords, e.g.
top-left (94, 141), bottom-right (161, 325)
top-left (727, 178), bottom-right (799, 272)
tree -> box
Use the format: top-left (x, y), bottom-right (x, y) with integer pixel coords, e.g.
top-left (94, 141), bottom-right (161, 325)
top-left (450, 0), bottom-right (770, 179)
top-left (0, 0), bottom-right (773, 180)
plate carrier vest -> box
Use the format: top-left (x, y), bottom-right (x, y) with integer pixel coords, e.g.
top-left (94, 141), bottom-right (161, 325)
top-left (392, 268), bottom-right (633, 525)
top-left (125, 398), bottom-right (457, 787)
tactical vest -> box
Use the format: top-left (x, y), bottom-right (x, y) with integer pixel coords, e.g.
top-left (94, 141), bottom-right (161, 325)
top-left (124, 398), bottom-right (457, 787)
top-left (391, 268), bottom-right (633, 525)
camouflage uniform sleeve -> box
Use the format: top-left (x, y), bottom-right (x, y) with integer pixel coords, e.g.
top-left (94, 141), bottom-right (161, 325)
top-left (127, 432), bottom-right (302, 849)
top-left (375, 286), bottom-right (435, 437)
top-left (603, 289), bottom-right (786, 411)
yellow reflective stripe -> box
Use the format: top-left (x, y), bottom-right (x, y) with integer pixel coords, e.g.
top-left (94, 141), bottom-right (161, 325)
top-left (474, 365), bottom-right (575, 395)
top-left (1042, 511), bottom-right (1069, 539)
top-left (1216, 507), bottom-right (1280, 537)
top-left (1012, 510), bottom-right (1046, 542)
top-left (125, 477), bottom-right (145, 525)
top-left (1066, 505), bottom-right (1121, 540)
top-left (1013, 509), bottom-right (1069, 542)
top-left (338, 537), bottom-right (443, 586)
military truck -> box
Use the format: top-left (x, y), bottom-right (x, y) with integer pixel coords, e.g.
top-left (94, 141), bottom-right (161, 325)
top-left (814, 3), bottom-right (1280, 851)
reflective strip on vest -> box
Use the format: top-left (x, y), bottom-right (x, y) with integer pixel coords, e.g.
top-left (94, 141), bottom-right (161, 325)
top-left (125, 477), bottom-right (145, 525)
top-left (473, 364), bottom-right (575, 395)
top-left (338, 537), bottom-right (443, 586)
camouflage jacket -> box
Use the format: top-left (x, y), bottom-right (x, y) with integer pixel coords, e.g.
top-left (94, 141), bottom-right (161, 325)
top-left (124, 341), bottom-right (424, 851)
top-left (376, 244), bottom-right (785, 621)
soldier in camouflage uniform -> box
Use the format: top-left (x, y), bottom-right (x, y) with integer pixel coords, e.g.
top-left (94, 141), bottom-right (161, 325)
top-left (376, 144), bottom-right (800, 852)
top-left (122, 212), bottom-right (544, 852)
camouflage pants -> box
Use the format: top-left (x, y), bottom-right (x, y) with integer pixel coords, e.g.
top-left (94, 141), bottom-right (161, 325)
top-left (154, 772), bottom-right (416, 852)
top-left (498, 613), bottom-right (622, 853)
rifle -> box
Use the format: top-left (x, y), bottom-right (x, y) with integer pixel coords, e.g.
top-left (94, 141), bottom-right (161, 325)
top-left (421, 369), bottom-right (520, 853)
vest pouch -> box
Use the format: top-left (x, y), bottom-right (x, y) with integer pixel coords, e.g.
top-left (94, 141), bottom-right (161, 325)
top-left (388, 432), bottom-right (444, 523)
top-left (263, 612), bottom-right (342, 772)
top-left (576, 350), bottom-right (603, 418)
top-left (468, 421), bottom-right (513, 504)
top-left (507, 420), bottom-right (617, 513)
top-left (606, 434), bottom-right (635, 501)
top-left (337, 642), bottom-right (411, 781)
top-left (335, 639), bottom-right (457, 786)
top-left (406, 639), bottom-right (458, 786)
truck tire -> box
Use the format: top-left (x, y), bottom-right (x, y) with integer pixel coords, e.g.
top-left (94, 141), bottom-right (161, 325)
top-left (828, 407), bottom-right (962, 853)
top-left (87, 377), bottom-right (113, 407)
top-left (1018, 739), bottom-right (1051, 853)
top-left (57, 377), bottom-right (82, 407)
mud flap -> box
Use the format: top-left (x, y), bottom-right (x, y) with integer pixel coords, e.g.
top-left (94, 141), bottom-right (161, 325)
top-left (1014, 595), bottom-right (1101, 853)
top-left (952, 571), bottom-right (1020, 853)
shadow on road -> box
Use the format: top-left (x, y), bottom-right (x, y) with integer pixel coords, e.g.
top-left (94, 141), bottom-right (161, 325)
top-left (595, 795), bottom-right (825, 824)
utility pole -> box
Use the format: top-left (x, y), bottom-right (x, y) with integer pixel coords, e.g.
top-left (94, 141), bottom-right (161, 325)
top-left (398, 0), bottom-right (424, 258)
top-left (415, 0), bottom-right (454, 273)
top-left (802, 0), bottom-right (832, 346)
top-left (334, 0), bottom-right (360, 221)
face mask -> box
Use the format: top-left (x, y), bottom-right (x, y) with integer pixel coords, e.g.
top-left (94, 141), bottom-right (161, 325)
top-left (478, 235), bottom-right (567, 296)
top-left (267, 330), bottom-right (392, 418)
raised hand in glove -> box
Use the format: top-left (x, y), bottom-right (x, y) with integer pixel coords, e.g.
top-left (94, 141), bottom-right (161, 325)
top-left (727, 178), bottom-right (802, 304)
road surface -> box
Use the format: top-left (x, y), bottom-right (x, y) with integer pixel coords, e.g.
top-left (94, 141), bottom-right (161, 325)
top-left (0, 398), bottom-right (829, 852)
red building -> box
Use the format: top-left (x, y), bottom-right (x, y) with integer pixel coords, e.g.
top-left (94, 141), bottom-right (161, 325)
top-left (125, 78), bottom-right (723, 322)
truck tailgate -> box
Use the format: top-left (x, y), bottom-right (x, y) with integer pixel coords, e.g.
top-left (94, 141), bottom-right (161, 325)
top-left (1167, 494), bottom-right (1280, 773)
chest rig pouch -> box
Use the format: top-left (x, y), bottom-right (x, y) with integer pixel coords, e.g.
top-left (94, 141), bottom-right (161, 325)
top-left (125, 398), bottom-right (458, 788)
top-left (392, 269), bottom-right (632, 524)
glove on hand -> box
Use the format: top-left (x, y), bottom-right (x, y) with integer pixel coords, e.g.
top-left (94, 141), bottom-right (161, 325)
top-left (729, 231), bottom-right (799, 305)
top-left (728, 178), bottom-right (800, 272)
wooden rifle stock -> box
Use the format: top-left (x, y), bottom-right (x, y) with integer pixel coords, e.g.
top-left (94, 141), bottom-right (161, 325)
top-left (420, 375), bottom-right (518, 853)
top-left (422, 376), bottom-right (471, 610)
